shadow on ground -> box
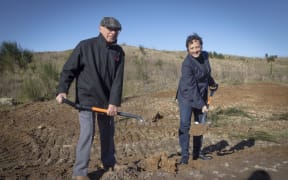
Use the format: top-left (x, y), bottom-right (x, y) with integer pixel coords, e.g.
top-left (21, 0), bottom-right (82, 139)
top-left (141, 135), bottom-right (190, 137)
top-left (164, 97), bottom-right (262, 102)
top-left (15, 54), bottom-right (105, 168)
top-left (202, 138), bottom-right (255, 156)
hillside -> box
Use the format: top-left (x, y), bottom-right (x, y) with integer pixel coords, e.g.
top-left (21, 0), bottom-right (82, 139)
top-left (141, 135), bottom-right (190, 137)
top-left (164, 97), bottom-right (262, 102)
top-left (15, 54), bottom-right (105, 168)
top-left (32, 45), bottom-right (288, 98)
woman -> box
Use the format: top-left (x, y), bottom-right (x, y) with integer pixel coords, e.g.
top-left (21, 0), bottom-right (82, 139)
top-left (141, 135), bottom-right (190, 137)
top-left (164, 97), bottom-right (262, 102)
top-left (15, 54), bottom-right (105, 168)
top-left (176, 33), bottom-right (218, 164)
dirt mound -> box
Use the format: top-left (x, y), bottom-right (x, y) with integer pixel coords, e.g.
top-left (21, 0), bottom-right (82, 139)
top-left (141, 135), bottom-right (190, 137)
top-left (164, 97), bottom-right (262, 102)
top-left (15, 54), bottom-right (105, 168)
top-left (0, 82), bottom-right (288, 179)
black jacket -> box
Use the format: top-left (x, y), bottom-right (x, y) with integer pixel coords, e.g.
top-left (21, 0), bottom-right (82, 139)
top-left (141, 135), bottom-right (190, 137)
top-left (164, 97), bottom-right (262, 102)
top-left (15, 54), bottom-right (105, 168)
top-left (177, 51), bottom-right (216, 109)
top-left (57, 34), bottom-right (125, 108)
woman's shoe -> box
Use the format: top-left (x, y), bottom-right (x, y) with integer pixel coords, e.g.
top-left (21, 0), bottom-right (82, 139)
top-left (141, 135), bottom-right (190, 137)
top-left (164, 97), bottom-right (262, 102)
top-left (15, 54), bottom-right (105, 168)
top-left (193, 152), bottom-right (212, 160)
top-left (199, 153), bottom-right (212, 160)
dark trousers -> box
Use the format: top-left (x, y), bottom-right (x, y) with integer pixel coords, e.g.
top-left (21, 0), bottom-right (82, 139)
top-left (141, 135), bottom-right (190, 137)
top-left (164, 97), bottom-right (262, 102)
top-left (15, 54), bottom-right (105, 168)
top-left (178, 100), bottom-right (205, 160)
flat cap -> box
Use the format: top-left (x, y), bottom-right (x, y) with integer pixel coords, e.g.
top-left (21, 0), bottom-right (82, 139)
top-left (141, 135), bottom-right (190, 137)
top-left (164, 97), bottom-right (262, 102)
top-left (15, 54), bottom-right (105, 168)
top-left (100, 17), bottom-right (122, 30)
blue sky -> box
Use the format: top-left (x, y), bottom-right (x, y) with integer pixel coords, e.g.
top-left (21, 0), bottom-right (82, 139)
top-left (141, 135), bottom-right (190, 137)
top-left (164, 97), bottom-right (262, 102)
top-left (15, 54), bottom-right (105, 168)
top-left (1, 0), bottom-right (287, 57)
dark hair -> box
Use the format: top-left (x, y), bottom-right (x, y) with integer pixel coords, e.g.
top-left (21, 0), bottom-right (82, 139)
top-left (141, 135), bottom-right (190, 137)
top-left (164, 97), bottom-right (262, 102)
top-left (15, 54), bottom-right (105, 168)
top-left (185, 33), bottom-right (203, 50)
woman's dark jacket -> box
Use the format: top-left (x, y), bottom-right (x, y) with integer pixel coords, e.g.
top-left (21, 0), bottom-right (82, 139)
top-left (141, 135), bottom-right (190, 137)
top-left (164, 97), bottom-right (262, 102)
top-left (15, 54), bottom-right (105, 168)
top-left (57, 34), bottom-right (125, 108)
top-left (177, 51), bottom-right (216, 109)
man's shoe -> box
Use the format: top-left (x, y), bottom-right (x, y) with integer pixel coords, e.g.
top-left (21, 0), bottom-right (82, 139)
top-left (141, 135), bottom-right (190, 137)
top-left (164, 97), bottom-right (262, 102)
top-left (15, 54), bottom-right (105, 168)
top-left (111, 163), bottom-right (125, 171)
top-left (177, 156), bottom-right (188, 165)
top-left (103, 164), bottom-right (112, 171)
top-left (103, 163), bottom-right (124, 171)
top-left (178, 161), bottom-right (188, 165)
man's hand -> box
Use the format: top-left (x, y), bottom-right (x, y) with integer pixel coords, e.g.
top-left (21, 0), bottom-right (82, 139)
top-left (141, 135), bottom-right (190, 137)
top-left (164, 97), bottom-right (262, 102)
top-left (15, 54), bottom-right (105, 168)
top-left (107, 104), bottom-right (118, 116)
top-left (56, 93), bottom-right (67, 103)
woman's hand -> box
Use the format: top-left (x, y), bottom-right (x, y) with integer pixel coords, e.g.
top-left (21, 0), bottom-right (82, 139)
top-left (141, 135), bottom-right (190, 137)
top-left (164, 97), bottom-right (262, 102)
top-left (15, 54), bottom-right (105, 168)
top-left (209, 83), bottom-right (218, 91)
top-left (202, 105), bottom-right (208, 113)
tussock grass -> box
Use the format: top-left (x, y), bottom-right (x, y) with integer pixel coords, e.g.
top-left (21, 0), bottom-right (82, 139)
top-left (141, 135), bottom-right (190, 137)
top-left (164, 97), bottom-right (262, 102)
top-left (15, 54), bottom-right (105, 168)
top-left (21, 77), bottom-right (45, 101)
top-left (270, 112), bottom-right (288, 121)
top-left (0, 71), bottom-right (23, 98)
top-left (19, 61), bottom-right (59, 102)
top-left (217, 107), bottom-right (252, 118)
top-left (208, 107), bottom-right (288, 142)
top-left (208, 107), bottom-right (253, 127)
top-left (232, 131), bottom-right (277, 143)
top-left (231, 129), bottom-right (288, 143)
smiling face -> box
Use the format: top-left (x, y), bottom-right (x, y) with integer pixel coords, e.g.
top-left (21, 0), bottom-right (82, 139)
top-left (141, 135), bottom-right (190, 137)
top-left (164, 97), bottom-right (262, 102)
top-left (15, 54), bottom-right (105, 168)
top-left (188, 39), bottom-right (202, 58)
top-left (99, 26), bottom-right (120, 43)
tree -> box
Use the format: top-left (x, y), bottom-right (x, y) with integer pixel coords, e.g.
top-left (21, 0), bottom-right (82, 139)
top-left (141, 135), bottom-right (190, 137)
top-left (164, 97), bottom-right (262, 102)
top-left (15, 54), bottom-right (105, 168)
top-left (265, 53), bottom-right (277, 77)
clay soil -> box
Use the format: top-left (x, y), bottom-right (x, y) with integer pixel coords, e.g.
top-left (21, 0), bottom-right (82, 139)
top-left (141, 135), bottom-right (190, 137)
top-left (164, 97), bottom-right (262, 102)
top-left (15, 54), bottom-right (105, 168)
top-left (0, 82), bottom-right (288, 180)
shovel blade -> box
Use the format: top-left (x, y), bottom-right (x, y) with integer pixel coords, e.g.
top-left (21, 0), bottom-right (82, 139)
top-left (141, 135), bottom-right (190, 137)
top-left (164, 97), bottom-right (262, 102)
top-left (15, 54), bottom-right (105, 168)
top-left (190, 124), bottom-right (209, 136)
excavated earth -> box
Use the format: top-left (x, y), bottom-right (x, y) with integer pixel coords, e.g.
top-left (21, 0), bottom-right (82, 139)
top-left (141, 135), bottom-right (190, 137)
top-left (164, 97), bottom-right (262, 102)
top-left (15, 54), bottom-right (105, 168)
top-left (0, 82), bottom-right (288, 180)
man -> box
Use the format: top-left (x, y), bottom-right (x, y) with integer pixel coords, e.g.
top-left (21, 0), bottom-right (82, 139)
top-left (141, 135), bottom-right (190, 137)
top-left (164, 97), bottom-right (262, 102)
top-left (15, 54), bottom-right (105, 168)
top-left (56, 17), bottom-right (125, 180)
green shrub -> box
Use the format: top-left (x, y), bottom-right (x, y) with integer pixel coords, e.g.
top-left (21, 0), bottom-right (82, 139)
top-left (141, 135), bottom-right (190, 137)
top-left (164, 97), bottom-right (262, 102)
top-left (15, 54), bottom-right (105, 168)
top-left (139, 45), bottom-right (146, 55)
top-left (0, 41), bottom-right (33, 72)
top-left (0, 54), bottom-right (14, 72)
top-left (209, 51), bottom-right (225, 59)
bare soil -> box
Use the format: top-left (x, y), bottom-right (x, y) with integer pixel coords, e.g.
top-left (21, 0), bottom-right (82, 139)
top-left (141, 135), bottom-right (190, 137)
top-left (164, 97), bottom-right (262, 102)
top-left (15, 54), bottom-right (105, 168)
top-left (0, 82), bottom-right (288, 180)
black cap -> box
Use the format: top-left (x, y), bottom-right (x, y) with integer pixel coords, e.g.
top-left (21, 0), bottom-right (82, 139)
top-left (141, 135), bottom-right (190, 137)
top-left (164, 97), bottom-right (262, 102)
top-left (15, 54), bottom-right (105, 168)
top-left (100, 17), bottom-right (122, 31)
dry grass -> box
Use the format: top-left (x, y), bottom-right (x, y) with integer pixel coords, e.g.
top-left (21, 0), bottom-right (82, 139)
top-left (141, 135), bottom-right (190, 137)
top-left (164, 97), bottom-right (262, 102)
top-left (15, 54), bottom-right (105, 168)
top-left (211, 57), bottom-right (288, 84)
top-left (0, 71), bottom-right (23, 98)
top-left (0, 45), bottom-right (287, 101)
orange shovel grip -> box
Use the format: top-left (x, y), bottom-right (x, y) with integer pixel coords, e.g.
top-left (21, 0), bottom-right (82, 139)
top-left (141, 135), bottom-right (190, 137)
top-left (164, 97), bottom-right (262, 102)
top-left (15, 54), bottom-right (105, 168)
top-left (91, 107), bottom-right (107, 113)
